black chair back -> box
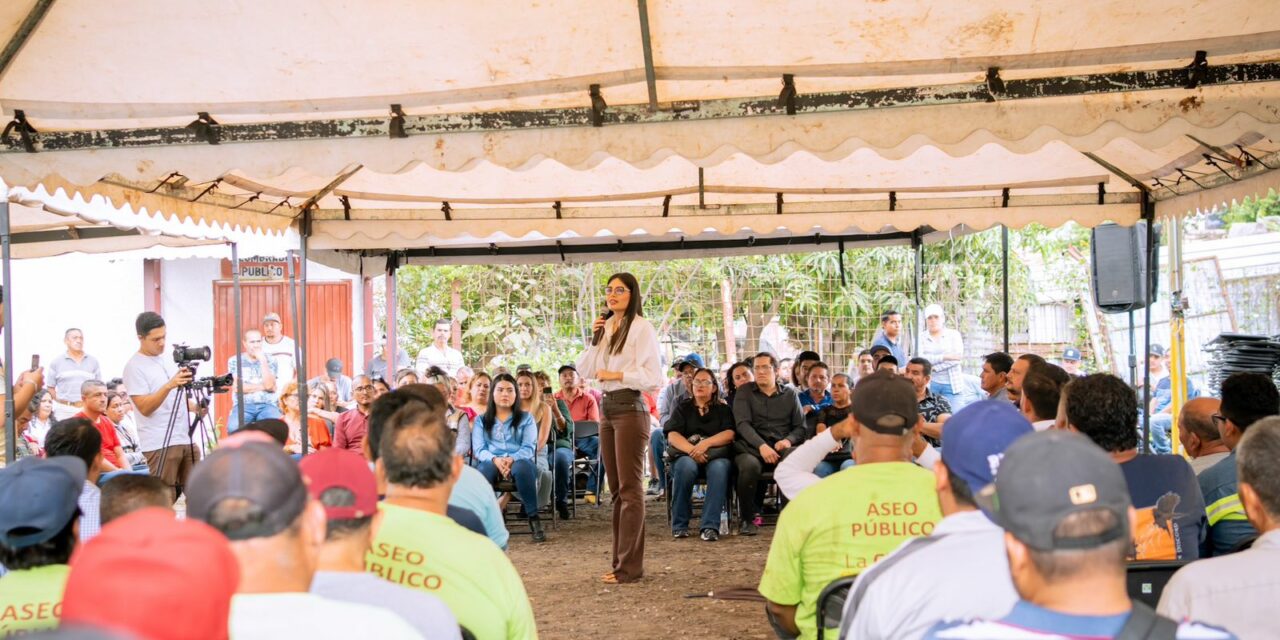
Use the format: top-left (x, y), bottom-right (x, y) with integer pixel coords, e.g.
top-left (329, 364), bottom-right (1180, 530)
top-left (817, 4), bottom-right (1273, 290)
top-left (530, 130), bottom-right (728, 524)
top-left (574, 420), bottom-right (600, 440)
top-left (1126, 560), bottom-right (1187, 608)
top-left (815, 575), bottom-right (858, 640)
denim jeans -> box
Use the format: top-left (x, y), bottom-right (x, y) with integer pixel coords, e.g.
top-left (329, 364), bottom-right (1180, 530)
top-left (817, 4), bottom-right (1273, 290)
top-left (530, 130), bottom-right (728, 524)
top-left (930, 379), bottom-right (977, 414)
top-left (552, 447), bottom-right (574, 507)
top-left (814, 458), bottom-right (856, 478)
top-left (670, 456), bottom-right (731, 533)
top-left (478, 458), bottom-right (540, 518)
top-left (649, 428), bottom-right (667, 491)
top-left (576, 435), bottom-right (601, 495)
top-left (227, 401), bottom-right (282, 432)
top-left (1148, 413), bottom-right (1174, 454)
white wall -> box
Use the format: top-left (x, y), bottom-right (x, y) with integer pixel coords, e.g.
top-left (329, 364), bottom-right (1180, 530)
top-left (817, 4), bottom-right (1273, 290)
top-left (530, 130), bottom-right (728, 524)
top-left (160, 258), bottom-right (222, 378)
top-left (2, 254), bottom-right (145, 381)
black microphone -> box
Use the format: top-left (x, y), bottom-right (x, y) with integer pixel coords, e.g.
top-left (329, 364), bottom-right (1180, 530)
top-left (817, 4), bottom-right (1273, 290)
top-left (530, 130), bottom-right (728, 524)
top-left (592, 310), bottom-right (614, 346)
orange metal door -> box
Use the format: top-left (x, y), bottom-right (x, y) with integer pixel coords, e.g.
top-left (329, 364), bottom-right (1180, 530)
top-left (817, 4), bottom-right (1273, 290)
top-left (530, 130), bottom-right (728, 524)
top-left (212, 280), bottom-right (352, 433)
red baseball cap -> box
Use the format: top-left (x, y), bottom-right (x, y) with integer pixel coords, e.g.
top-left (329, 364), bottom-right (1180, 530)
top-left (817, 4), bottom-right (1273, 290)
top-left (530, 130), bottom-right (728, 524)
top-left (61, 508), bottom-right (239, 640)
top-left (298, 448), bottom-right (378, 520)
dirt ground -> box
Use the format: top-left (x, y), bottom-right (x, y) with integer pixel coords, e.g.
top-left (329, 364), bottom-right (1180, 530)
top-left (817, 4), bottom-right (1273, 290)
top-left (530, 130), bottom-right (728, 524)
top-left (507, 495), bottom-right (776, 640)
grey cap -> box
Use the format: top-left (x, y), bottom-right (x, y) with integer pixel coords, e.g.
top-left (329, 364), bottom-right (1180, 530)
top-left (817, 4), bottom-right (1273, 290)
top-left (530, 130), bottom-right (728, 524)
top-left (186, 442), bottom-right (309, 541)
top-left (0, 457), bottom-right (87, 549)
top-left (976, 430), bottom-right (1131, 551)
top-left (262, 312), bottom-right (282, 324)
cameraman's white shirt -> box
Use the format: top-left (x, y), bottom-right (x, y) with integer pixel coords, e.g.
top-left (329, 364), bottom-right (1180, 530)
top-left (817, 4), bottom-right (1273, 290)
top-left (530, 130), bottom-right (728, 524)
top-left (123, 352), bottom-right (191, 451)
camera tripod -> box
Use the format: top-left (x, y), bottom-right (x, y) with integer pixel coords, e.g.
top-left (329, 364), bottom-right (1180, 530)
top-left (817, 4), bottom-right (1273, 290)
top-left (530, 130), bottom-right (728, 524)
top-left (151, 382), bottom-right (219, 484)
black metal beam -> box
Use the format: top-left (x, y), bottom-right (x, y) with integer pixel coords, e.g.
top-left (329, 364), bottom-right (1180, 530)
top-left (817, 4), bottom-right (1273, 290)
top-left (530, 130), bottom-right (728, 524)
top-left (636, 0), bottom-right (658, 109)
top-left (9, 226), bottom-right (145, 244)
top-left (393, 229), bottom-right (918, 260)
top-left (6, 59), bottom-right (1279, 154)
top-left (0, 0), bottom-right (57, 81)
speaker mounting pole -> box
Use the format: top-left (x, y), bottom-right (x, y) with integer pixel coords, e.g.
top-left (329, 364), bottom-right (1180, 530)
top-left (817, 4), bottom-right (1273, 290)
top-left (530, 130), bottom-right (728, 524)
top-left (1140, 191), bottom-right (1156, 454)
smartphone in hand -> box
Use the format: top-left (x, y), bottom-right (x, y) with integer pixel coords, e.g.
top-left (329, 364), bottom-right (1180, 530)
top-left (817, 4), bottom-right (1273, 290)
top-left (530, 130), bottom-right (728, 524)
top-left (30, 354), bottom-right (40, 371)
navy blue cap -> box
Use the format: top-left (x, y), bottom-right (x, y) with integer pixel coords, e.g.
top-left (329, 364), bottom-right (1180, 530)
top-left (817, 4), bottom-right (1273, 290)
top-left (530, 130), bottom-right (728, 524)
top-left (0, 456), bottom-right (87, 549)
top-left (940, 400), bottom-right (1033, 493)
top-left (1062, 347), bottom-right (1082, 361)
top-left (1148, 344), bottom-right (1167, 357)
top-left (682, 353), bottom-right (704, 369)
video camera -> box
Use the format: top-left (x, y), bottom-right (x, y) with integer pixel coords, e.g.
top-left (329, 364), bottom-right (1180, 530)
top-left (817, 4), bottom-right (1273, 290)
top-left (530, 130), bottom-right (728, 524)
top-left (172, 343), bottom-right (234, 393)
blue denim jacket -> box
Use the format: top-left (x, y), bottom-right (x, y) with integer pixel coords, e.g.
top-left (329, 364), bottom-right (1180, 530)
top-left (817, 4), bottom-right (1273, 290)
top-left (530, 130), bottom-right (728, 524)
top-left (471, 411), bottom-right (537, 463)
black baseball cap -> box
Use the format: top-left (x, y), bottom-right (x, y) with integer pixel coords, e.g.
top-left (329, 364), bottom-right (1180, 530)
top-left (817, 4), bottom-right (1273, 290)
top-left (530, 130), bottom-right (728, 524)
top-left (850, 371), bottom-right (919, 435)
top-left (976, 430), bottom-right (1131, 551)
top-left (186, 442), bottom-right (310, 541)
top-left (557, 364), bottom-right (577, 375)
top-left (0, 457), bottom-right (86, 549)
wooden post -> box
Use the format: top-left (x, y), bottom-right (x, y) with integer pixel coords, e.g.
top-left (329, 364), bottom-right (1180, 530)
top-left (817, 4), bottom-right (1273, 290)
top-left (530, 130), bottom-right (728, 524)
top-left (720, 279), bottom-right (737, 363)
top-left (451, 278), bottom-right (462, 350)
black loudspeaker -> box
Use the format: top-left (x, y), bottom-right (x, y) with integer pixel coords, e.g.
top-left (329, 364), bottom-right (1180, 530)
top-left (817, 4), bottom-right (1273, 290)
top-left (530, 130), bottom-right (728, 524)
top-left (1091, 221), bottom-right (1160, 314)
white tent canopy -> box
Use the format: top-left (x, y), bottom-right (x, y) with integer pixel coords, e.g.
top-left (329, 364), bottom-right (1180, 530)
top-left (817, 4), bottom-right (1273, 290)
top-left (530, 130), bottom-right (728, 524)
top-left (0, 0), bottom-right (1278, 265)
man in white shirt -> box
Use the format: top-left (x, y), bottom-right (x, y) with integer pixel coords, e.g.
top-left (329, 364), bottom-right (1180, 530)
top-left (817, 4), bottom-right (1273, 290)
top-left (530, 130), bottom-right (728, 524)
top-left (186, 442), bottom-right (422, 640)
top-left (1159, 416), bottom-right (1280, 638)
top-left (122, 312), bottom-right (198, 498)
top-left (415, 319), bottom-right (465, 377)
top-left (47, 328), bottom-right (103, 420)
top-left (840, 400), bottom-right (1031, 640)
top-left (1177, 397), bottom-right (1230, 475)
top-left (261, 312), bottom-right (297, 390)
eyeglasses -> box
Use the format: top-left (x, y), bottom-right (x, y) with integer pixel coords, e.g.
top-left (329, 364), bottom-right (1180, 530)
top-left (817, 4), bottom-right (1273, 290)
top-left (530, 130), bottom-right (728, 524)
top-left (1211, 413), bottom-right (1227, 428)
top-left (354, 385), bottom-right (374, 392)
top-left (604, 286), bottom-right (631, 296)
top-left (691, 380), bottom-right (715, 387)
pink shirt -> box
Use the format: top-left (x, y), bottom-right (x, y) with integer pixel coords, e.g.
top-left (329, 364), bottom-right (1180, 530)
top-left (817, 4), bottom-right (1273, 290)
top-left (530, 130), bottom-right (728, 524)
top-left (333, 409), bottom-right (369, 453)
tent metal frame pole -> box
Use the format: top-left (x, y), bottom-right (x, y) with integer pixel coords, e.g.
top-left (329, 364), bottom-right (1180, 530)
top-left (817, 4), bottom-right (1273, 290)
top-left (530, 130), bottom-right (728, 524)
top-left (298, 217), bottom-right (311, 456)
top-left (232, 242), bottom-right (245, 431)
top-left (6, 59), bottom-right (1280, 154)
top-left (635, 0), bottom-right (658, 110)
top-left (286, 248), bottom-right (308, 455)
top-left (912, 230), bottom-right (923, 358)
top-left (0, 0), bottom-right (57, 79)
top-left (2, 197), bottom-right (15, 463)
top-left (385, 256), bottom-right (399, 382)
top-left (1140, 192), bottom-right (1156, 454)
top-left (1001, 225), bottom-right (1010, 352)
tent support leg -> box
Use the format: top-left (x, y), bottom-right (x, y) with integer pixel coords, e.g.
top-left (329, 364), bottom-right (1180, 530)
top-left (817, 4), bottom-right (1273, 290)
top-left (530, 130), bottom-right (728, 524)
top-left (287, 248), bottom-right (308, 455)
top-left (1140, 193), bottom-right (1156, 454)
top-left (2, 196), bottom-right (15, 464)
top-left (912, 230), bottom-right (923, 358)
top-left (1002, 225), bottom-right (1010, 353)
top-left (232, 242), bottom-right (245, 432)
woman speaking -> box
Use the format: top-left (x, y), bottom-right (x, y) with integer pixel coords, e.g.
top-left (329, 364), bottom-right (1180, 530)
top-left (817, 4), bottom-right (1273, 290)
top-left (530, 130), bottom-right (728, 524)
top-left (576, 272), bottom-right (664, 583)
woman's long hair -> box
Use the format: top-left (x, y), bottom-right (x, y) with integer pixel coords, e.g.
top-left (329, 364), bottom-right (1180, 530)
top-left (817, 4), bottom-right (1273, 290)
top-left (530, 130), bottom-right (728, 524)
top-left (604, 272), bottom-right (643, 356)
top-left (481, 373), bottom-right (525, 438)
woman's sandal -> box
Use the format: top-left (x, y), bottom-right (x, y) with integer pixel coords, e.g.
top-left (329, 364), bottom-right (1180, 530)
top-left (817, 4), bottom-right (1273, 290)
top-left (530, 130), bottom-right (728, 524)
top-left (601, 573), bottom-right (619, 584)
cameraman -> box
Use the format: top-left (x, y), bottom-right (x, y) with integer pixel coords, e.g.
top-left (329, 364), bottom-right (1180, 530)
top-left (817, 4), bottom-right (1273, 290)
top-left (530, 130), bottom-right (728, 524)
top-left (122, 312), bottom-right (204, 499)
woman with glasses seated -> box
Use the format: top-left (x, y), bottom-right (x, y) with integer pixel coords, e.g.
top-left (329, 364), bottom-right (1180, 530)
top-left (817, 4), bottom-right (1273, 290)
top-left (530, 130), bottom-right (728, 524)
top-left (473, 373), bottom-right (547, 542)
top-left (665, 367), bottom-right (736, 541)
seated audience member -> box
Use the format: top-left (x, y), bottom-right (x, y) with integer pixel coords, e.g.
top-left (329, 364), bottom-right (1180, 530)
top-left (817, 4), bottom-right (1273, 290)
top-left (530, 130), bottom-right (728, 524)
top-left (536, 370), bottom-right (575, 520)
top-left (1177, 397), bottom-right (1229, 475)
top-left (1200, 372), bottom-right (1280, 555)
top-left (1064, 374), bottom-right (1206, 560)
top-left (733, 353), bottom-right (807, 536)
top-left (333, 375), bottom-right (375, 453)
top-left (185, 442), bottom-right (422, 639)
top-left (105, 392), bottom-right (147, 472)
top-left (99, 474), bottom-right (173, 526)
top-left (44, 418), bottom-right (104, 542)
top-left (240, 418), bottom-right (290, 447)
top-left (394, 368), bottom-right (420, 388)
top-left (840, 401), bottom-right (1030, 640)
top-left (60, 508), bottom-right (238, 640)
top-left (1019, 372), bottom-right (1061, 431)
top-left (664, 367), bottom-right (736, 541)
top-left (924, 431), bottom-right (1234, 640)
top-left (867, 345), bottom-right (892, 369)
top-left (367, 386), bottom-right (502, 548)
top-left (0, 457), bottom-right (85, 635)
top-left (1006, 353), bottom-right (1047, 408)
top-left (1061, 346), bottom-right (1085, 377)
top-left (652, 355), bottom-right (698, 497)
top-left (791, 351), bottom-right (821, 393)
top-left (811, 373), bottom-right (855, 479)
top-left (980, 352), bottom-right (1014, 403)
top-left (73, 380), bottom-right (131, 479)
top-left (848, 349), bottom-right (875, 381)
top-left (278, 380), bottom-right (332, 454)
top-left (798, 362), bottom-right (832, 416)
top-left (724, 361), bottom-right (754, 407)
top-left (372, 377), bottom-right (391, 397)
top-left (473, 373), bottom-right (546, 542)
top-left (372, 402), bottom-right (538, 639)
top-left (15, 404), bottom-right (42, 459)
top-left (1159, 416), bottom-right (1280, 637)
top-left (1148, 351), bottom-right (1203, 455)
top-left (905, 358), bottom-right (952, 447)
top-left (875, 355), bottom-right (899, 374)
top-left (556, 365), bottom-right (602, 502)
top-left (300, 449), bottom-right (462, 639)
top-left (759, 372), bottom-right (943, 639)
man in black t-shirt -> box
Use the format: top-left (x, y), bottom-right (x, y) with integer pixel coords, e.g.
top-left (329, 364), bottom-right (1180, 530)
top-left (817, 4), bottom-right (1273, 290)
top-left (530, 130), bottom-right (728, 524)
top-left (812, 373), bottom-right (854, 478)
